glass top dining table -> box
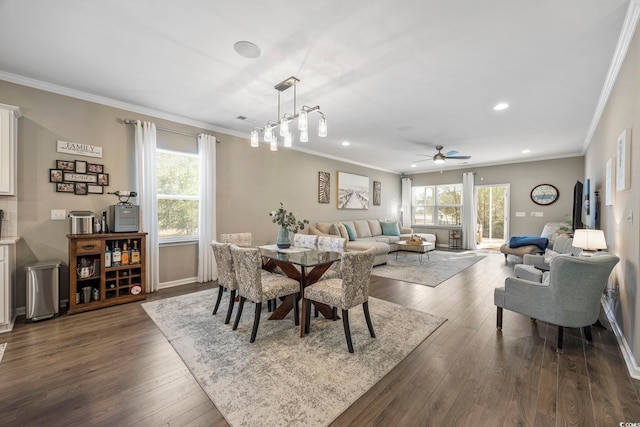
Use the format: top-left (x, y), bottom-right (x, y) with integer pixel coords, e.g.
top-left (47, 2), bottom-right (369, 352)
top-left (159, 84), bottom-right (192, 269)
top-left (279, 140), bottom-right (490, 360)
top-left (257, 244), bottom-right (342, 337)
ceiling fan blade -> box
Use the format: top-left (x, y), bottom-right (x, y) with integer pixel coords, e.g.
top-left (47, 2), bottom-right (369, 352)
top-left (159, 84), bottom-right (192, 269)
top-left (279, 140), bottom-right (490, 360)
top-left (412, 158), bottom-right (431, 163)
top-left (446, 155), bottom-right (471, 160)
top-left (415, 154), bottom-right (431, 157)
top-left (445, 150), bottom-right (459, 156)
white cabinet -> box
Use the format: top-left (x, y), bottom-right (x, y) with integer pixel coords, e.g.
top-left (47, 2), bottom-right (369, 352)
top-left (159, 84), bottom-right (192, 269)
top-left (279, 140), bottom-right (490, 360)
top-left (0, 243), bottom-right (16, 333)
top-left (0, 103), bottom-right (22, 195)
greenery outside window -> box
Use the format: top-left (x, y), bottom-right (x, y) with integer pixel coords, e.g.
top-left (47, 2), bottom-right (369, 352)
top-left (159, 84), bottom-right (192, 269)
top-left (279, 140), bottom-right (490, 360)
top-left (412, 184), bottom-right (462, 225)
top-left (157, 149), bottom-right (199, 241)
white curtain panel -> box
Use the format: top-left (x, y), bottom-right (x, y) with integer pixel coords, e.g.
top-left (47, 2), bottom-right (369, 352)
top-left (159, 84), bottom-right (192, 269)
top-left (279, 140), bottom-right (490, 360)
top-left (462, 172), bottom-right (477, 250)
top-left (197, 134), bottom-right (217, 283)
top-left (134, 120), bottom-right (160, 293)
top-left (401, 177), bottom-right (412, 228)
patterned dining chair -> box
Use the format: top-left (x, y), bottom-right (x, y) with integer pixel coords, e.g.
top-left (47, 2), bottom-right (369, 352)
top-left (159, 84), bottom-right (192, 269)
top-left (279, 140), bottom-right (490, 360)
top-left (219, 232), bottom-right (252, 247)
top-left (317, 236), bottom-right (347, 281)
top-left (293, 234), bottom-right (318, 247)
top-left (317, 236), bottom-right (346, 252)
top-left (304, 248), bottom-right (376, 353)
top-left (230, 245), bottom-right (301, 343)
top-left (210, 241), bottom-right (239, 324)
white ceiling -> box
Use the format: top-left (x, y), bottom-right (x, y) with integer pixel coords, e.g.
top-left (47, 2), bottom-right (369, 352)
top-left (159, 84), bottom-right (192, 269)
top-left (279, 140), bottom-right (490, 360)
top-left (0, 0), bottom-right (631, 174)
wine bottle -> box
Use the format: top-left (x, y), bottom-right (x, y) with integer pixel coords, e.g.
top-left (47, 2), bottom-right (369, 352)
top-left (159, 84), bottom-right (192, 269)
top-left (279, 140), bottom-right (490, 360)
top-left (131, 240), bottom-right (140, 264)
top-left (105, 244), bottom-right (112, 268)
top-left (112, 241), bottom-right (121, 266)
top-left (121, 241), bottom-right (130, 265)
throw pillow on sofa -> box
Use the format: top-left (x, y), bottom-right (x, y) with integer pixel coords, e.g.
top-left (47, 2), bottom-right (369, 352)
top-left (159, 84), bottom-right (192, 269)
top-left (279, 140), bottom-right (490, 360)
top-left (328, 223), bottom-right (341, 236)
top-left (343, 223), bottom-right (357, 241)
top-left (380, 221), bottom-right (400, 236)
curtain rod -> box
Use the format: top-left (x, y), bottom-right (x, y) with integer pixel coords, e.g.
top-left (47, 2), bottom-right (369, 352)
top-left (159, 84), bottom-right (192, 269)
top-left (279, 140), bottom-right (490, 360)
top-left (122, 118), bottom-right (220, 142)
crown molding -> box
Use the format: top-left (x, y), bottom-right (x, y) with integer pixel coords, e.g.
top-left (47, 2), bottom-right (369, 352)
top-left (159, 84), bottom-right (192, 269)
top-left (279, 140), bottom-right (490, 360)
top-left (583, 0), bottom-right (640, 150)
top-left (0, 70), bottom-right (248, 139)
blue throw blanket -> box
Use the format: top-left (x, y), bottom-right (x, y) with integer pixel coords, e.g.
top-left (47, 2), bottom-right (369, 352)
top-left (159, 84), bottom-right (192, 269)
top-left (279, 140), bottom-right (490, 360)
top-left (508, 236), bottom-right (549, 251)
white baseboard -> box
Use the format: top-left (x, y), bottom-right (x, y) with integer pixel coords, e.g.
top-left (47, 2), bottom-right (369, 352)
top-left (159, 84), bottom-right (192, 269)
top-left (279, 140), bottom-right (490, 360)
top-left (159, 277), bottom-right (198, 289)
top-left (602, 296), bottom-right (640, 380)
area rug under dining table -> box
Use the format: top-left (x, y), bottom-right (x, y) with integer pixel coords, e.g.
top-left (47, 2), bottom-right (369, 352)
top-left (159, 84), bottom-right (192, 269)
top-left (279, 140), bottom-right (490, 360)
top-left (142, 289), bottom-right (445, 427)
top-left (371, 250), bottom-right (486, 287)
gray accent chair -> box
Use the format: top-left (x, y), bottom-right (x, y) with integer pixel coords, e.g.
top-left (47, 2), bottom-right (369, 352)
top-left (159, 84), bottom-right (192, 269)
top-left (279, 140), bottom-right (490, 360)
top-left (230, 245), bottom-right (301, 343)
top-left (494, 252), bottom-right (619, 350)
top-left (304, 248), bottom-right (376, 353)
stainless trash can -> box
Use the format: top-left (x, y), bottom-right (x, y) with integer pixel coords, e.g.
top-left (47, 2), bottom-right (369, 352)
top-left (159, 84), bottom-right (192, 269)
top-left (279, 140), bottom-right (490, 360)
top-left (25, 260), bottom-right (63, 321)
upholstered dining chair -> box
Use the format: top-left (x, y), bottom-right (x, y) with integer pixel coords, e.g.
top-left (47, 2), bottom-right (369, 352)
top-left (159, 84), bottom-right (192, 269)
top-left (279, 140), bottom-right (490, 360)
top-left (219, 232), bottom-right (252, 247)
top-left (495, 252), bottom-right (619, 350)
top-left (304, 248), bottom-right (376, 353)
top-left (230, 245), bottom-right (301, 343)
top-left (317, 236), bottom-right (347, 281)
top-left (210, 241), bottom-right (240, 324)
top-left (293, 234), bottom-right (318, 247)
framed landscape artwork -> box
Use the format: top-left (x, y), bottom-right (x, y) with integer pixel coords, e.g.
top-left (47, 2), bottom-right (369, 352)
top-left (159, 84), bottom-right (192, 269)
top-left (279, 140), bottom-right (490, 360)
top-left (337, 172), bottom-right (369, 209)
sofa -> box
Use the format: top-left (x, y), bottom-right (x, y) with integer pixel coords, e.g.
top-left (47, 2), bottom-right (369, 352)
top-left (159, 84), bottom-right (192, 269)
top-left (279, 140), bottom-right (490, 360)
top-left (307, 219), bottom-right (436, 266)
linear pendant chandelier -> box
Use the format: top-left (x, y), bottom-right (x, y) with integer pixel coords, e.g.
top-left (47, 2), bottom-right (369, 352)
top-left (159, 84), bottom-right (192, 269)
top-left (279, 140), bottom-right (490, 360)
top-left (250, 76), bottom-right (327, 151)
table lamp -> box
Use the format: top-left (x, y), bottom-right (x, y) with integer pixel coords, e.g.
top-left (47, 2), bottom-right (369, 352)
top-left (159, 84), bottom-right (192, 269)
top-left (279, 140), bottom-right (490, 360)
top-left (572, 229), bottom-right (607, 256)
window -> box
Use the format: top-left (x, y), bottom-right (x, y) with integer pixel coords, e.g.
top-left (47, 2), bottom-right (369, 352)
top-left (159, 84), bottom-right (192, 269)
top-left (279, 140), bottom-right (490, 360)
top-left (156, 149), bottom-right (199, 241)
top-left (412, 184), bottom-right (462, 225)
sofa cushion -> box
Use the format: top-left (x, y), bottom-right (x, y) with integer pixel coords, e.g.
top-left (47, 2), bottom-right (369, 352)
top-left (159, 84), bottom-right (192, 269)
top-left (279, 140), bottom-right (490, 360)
top-left (343, 223), bottom-right (357, 241)
top-left (368, 219), bottom-right (383, 236)
top-left (315, 222), bottom-right (334, 235)
top-left (353, 220), bottom-right (372, 238)
top-left (380, 221), bottom-right (400, 236)
top-left (337, 223), bottom-right (349, 240)
top-left (328, 223), bottom-right (341, 236)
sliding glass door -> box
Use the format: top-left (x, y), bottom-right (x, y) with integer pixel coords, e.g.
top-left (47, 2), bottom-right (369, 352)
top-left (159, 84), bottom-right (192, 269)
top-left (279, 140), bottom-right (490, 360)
top-left (475, 184), bottom-right (509, 248)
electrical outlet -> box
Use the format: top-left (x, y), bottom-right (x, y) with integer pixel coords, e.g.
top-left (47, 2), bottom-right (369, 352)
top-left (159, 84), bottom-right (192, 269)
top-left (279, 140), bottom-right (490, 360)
top-left (533, 212), bottom-right (544, 217)
top-left (51, 209), bottom-right (66, 220)
top-left (515, 212), bottom-right (525, 217)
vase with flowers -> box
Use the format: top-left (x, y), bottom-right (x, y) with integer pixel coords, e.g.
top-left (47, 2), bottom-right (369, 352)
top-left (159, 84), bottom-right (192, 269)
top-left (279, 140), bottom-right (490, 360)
top-left (269, 202), bottom-right (309, 249)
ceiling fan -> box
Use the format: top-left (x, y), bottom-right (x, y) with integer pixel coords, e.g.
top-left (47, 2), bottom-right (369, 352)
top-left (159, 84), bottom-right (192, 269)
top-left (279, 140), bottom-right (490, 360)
top-left (414, 145), bottom-right (471, 165)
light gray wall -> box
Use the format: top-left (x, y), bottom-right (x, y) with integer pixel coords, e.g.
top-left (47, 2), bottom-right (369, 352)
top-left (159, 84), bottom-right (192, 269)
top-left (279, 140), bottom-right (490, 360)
top-left (584, 21), bottom-right (640, 369)
top-left (407, 156), bottom-right (584, 244)
top-left (216, 134), bottom-right (401, 246)
top-left (0, 80), bottom-right (211, 306)
top-left (0, 79), bottom-right (401, 307)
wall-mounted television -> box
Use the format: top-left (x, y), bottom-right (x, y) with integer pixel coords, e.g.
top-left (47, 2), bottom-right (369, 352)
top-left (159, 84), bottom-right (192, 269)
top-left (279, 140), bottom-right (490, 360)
top-left (573, 180), bottom-right (584, 231)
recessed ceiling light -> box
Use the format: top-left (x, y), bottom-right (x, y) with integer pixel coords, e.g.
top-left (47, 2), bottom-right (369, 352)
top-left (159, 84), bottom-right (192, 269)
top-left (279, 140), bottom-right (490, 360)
top-left (342, 141), bottom-right (350, 146)
top-left (522, 149), bottom-right (531, 154)
top-left (233, 41), bottom-right (261, 59)
top-left (493, 102), bottom-right (509, 111)
top-left (411, 163), bottom-right (417, 168)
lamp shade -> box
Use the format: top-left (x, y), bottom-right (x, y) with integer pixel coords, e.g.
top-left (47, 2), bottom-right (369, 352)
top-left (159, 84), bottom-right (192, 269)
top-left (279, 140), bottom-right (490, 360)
top-left (572, 229), bottom-right (607, 250)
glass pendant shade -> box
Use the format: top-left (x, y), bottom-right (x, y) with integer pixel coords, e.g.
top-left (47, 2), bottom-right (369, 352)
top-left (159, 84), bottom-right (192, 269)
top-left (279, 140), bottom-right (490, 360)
top-left (270, 137), bottom-right (278, 151)
top-left (318, 117), bottom-right (327, 137)
top-left (298, 109), bottom-right (308, 130)
top-left (280, 118), bottom-right (289, 137)
top-left (264, 125), bottom-right (272, 143)
top-left (284, 132), bottom-right (292, 147)
top-left (300, 130), bottom-right (308, 142)
top-left (250, 130), bottom-right (259, 147)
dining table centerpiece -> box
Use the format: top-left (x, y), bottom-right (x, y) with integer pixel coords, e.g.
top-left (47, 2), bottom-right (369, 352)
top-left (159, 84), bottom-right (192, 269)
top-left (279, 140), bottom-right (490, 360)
top-left (269, 202), bottom-right (309, 249)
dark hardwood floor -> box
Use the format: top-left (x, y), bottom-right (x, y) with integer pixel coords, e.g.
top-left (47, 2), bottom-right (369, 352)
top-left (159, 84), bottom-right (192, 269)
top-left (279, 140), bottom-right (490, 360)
top-left (1, 252), bottom-right (639, 426)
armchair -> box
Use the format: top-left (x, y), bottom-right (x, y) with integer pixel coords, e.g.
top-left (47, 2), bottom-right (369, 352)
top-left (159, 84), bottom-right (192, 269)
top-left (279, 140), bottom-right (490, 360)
top-left (494, 253), bottom-right (619, 350)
